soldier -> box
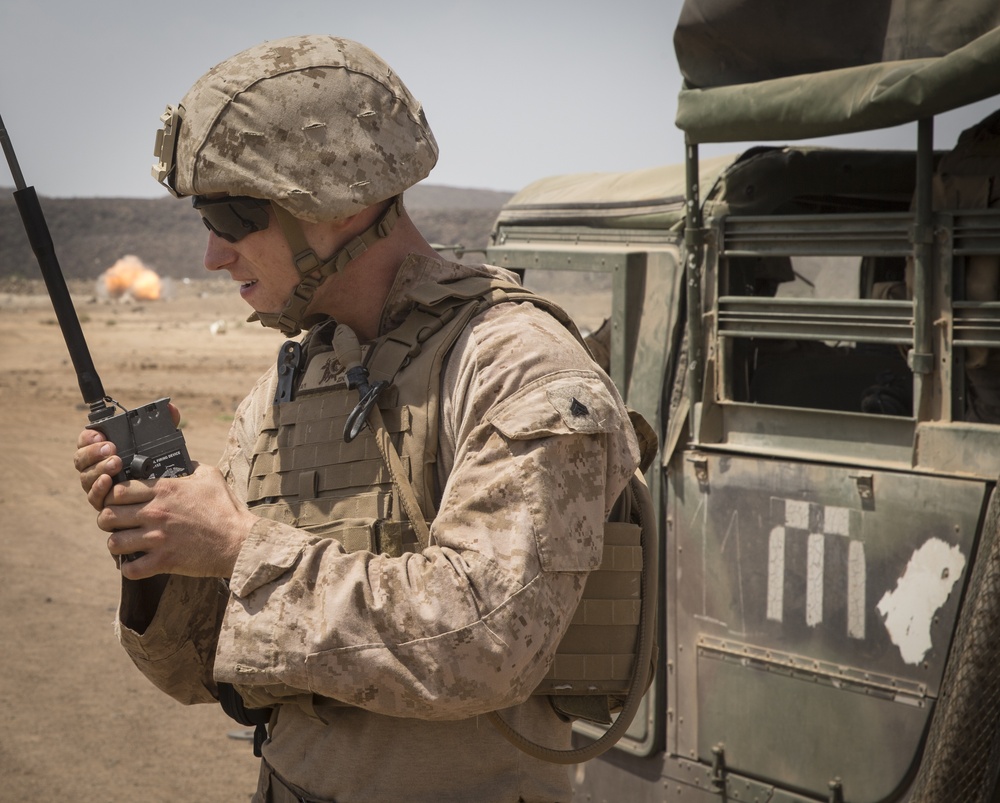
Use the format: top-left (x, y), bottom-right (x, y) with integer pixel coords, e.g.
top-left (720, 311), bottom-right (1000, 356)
top-left (73, 35), bottom-right (640, 802)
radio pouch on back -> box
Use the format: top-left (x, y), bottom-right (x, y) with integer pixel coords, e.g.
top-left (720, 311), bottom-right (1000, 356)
top-left (488, 456), bottom-right (659, 764)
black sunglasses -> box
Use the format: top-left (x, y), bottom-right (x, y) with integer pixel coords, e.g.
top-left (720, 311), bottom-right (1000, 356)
top-left (192, 195), bottom-right (271, 243)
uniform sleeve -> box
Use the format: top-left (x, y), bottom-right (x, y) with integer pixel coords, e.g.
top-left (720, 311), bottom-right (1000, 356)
top-left (116, 576), bottom-right (229, 704)
top-left (114, 369), bottom-right (277, 706)
top-left (215, 303), bottom-right (641, 720)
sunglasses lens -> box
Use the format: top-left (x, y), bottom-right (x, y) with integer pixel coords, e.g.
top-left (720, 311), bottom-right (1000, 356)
top-left (192, 196), bottom-right (270, 242)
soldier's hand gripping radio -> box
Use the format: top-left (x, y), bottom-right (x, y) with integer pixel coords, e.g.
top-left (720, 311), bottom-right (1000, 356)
top-left (1, 113), bottom-right (192, 482)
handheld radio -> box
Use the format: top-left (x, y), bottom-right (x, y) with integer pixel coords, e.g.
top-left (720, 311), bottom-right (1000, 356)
top-left (0, 113), bottom-right (192, 482)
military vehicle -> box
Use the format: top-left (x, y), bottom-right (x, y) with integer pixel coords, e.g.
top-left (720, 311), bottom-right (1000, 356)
top-left (485, 2), bottom-right (1000, 801)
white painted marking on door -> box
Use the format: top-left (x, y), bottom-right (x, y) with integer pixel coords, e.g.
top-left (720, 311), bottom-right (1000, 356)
top-left (767, 500), bottom-right (865, 638)
top-left (847, 540), bottom-right (867, 639)
top-left (877, 538), bottom-right (965, 665)
top-left (826, 506), bottom-right (850, 536)
top-left (767, 526), bottom-right (785, 622)
top-left (786, 499), bottom-right (810, 530)
top-left (806, 533), bottom-right (825, 626)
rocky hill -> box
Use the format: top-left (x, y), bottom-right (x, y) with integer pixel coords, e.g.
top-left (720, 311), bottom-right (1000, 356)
top-left (0, 184), bottom-right (512, 287)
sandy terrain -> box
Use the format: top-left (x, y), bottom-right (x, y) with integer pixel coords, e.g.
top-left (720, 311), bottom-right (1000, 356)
top-left (1, 280), bottom-right (275, 802)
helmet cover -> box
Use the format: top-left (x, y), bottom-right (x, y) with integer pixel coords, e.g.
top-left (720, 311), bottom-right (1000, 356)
top-left (156, 35), bottom-right (438, 222)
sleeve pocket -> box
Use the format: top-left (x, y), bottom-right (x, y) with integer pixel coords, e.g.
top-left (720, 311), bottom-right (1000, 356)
top-left (486, 370), bottom-right (618, 573)
top-left (487, 370), bottom-right (620, 440)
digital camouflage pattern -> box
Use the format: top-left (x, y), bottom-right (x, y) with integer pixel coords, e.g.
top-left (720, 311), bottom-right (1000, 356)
top-left (165, 35), bottom-right (438, 222)
top-left (116, 256), bottom-right (641, 802)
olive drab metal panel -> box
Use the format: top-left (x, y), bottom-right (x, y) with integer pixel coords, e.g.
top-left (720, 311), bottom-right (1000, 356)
top-left (668, 451), bottom-right (986, 802)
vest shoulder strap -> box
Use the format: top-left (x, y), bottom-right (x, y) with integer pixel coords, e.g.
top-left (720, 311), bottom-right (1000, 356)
top-left (366, 275), bottom-right (593, 386)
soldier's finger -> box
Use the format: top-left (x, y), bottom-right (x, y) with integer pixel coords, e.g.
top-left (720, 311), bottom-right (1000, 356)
top-left (74, 440), bottom-right (115, 473)
top-left (87, 472), bottom-right (115, 511)
top-left (76, 426), bottom-right (106, 450)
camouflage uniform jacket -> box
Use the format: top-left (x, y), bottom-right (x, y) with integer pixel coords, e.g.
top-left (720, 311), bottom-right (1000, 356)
top-left (116, 255), bottom-right (641, 802)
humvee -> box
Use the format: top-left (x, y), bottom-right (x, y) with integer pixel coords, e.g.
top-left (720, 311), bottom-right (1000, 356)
top-left (485, 3), bottom-right (1000, 801)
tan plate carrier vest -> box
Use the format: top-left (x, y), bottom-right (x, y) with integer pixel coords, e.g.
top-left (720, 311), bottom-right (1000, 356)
top-left (241, 275), bottom-right (657, 762)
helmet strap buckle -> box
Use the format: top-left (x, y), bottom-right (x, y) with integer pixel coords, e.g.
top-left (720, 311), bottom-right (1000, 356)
top-left (254, 196), bottom-right (405, 336)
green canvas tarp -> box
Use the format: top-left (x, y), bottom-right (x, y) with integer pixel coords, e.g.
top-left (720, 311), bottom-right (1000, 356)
top-left (674, 0), bottom-right (1000, 142)
top-left (493, 153), bottom-right (737, 230)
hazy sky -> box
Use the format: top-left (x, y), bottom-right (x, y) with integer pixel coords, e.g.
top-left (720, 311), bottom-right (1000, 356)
top-left (1, 0), bottom-right (996, 199)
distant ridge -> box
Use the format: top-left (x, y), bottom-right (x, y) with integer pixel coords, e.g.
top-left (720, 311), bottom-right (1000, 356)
top-left (405, 184), bottom-right (513, 210)
top-left (0, 184), bottom-right (513, 283)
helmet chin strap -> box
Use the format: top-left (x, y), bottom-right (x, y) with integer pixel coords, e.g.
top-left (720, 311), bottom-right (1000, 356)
top-left (249, 196), bottom-right (403, 337)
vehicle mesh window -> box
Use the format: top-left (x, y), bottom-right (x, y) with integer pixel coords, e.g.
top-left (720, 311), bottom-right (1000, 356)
top-left (721, 254), bottom-right (913, 416)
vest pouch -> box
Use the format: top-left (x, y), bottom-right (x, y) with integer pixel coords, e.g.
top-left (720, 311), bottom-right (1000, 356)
top-left (492, 469), bottom-right (658, 764)
top-left (532, 518), bottom-right (645, 717)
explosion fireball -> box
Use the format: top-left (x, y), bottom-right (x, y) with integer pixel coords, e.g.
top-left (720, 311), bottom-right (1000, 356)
top-left (99, 255), bottom-right (162, 301)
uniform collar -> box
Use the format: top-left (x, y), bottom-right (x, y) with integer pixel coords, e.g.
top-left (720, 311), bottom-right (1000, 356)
top-left (376, 254), bottom-right (520, 337)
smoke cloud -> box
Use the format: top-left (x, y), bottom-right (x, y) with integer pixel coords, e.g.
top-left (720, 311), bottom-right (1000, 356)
top-left (99, 255), bottom-right (162, 301)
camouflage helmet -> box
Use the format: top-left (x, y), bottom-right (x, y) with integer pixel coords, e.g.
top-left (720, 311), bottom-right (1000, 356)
top-left (153, 35), bottom-right (438, 222)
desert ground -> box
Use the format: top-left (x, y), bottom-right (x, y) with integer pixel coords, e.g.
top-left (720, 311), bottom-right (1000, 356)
top-left (1, 279), bottom-right (278, 802)
top-left (0, 274), bottom-right (610, 802)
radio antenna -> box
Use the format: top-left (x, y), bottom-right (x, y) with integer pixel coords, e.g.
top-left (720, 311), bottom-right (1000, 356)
top-left (0, 112), bottom-right (110, 417)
